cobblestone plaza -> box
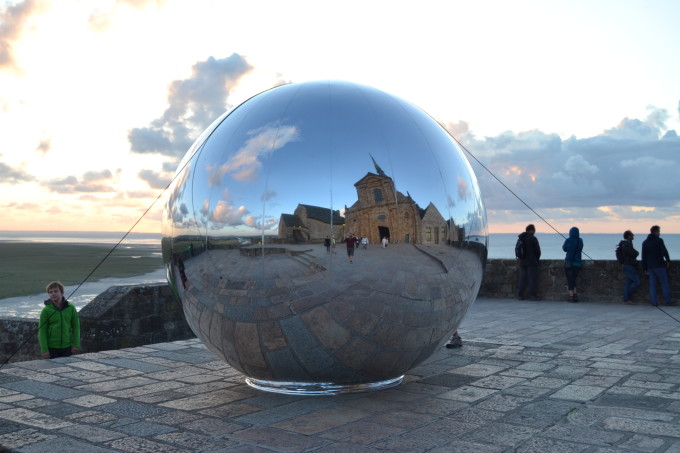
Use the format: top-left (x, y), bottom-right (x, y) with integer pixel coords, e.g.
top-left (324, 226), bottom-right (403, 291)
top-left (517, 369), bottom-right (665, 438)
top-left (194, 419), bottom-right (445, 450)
top-left (2, 297), bottom-right (680, 452)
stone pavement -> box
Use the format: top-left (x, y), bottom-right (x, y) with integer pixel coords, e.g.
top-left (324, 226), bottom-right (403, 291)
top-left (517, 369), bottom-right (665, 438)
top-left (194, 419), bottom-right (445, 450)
top-left (1, 297), bottom-right (680, 452)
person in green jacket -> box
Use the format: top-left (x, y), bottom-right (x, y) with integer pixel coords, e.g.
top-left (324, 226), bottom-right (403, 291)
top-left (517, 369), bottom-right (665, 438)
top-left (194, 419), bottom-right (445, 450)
top-left (39, 281), bottom-right (80, 359)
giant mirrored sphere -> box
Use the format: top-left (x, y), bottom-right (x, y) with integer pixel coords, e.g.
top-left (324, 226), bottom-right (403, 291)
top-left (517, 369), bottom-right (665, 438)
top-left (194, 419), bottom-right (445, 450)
top-left (162, 81), bottom-right (488, 395)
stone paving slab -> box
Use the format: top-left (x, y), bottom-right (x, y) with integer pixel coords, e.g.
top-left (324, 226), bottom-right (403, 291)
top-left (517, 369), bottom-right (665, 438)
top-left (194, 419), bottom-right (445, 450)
top-left (1, 298), bottom-right (680, 452)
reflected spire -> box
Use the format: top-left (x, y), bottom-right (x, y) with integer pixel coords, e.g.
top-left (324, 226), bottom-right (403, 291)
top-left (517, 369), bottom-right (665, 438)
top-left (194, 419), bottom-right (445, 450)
top-left (369, 153), bottom-right (385, 176)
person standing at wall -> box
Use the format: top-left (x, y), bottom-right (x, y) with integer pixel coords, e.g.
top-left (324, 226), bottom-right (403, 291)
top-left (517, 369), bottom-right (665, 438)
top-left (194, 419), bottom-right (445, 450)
top-left (38, 281), bottom-right (81, 359)
top-left (620, 230), bottom-right (641, 304)
top-left (517, 224), bottom-right (541, 301)
top-left (562, 226), bottom-right (584, 303)
top-left (642, 225), bottom-right (673, 306)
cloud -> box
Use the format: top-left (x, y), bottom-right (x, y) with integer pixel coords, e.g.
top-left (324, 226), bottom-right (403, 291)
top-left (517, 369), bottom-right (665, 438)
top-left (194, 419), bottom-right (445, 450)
top-left (448, 105), bottom-right (680, 219)
top-left (244, 215), bottom-right (278, 230)
top-left (457, 176), bottom-right (468, 200)
top-left (35, 137), bottom-right (50, 155)
top-left (261, 189), bottom-right (277, 202)
top-left (117, 0), bottom-right (166, 8)
top-left (0, 160), bottom-right (34, 183)
top-left (128, 54), bottom-right (253, 159)
top-left (41, 169), bottom-right (116, 194)
top-left (0, 0), bottom-right (41, 71)
top-left (138, 169), bottom-right (171, 189)
top-left (88, 0), bottom-right (166, 32)
top-left (563, 154), bottom-right (599, 175)
top-left (125, 190), bottom-right (157, 198)
top-left (206, 122), bottom-right (299, 185)
top-left (208, 200), bottom-right (249, 227)
top-left (3, 201), bottom-right (38, 210)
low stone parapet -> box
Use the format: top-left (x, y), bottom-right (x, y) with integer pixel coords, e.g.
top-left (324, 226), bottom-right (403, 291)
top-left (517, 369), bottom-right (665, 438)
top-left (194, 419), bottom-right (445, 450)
top-left (78, 284), bottom-right (195, 353)
top-left (0, 284), bottom-right (194, 364)
top-left (480, 259), bottom-right (679, 303)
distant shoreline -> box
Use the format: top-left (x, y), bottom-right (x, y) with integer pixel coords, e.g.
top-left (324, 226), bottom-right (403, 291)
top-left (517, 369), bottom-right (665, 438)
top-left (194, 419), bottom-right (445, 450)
top-left (0, 230), bottom-right (161, 245)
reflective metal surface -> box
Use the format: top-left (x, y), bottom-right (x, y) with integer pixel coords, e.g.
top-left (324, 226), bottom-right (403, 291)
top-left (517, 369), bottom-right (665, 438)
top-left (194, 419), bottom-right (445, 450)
top-left (162, 81), bottom-right (488, 394)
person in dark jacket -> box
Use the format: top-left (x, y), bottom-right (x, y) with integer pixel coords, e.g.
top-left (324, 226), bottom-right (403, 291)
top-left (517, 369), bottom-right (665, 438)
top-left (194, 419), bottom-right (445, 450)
top-left (641, 225), bottom-right (673, 306)
top-left (39, 281), bottom-right (81, 359)
top-left (620, 230), bottom-right (641, 304)
top-left (517, 224), bottom-right (541, 300)
top-left (562, 226), bottom-right (584, 303)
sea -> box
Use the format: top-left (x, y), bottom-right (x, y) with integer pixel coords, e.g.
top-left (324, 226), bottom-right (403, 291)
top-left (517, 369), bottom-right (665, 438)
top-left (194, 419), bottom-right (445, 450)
top-left (1, 231), bottom-right (678, 318)
top-left (487, 233), bottom-right (680, 260)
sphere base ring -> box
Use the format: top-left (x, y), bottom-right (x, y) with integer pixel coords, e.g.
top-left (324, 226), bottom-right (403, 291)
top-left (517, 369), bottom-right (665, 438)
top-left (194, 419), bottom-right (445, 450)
top-left (245, 375), bottom-right (404, 395)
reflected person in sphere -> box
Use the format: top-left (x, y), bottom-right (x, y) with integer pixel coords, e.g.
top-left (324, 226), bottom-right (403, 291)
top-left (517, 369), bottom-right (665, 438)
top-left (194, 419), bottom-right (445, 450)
top-left (38, 281), bottom-right (81, 359)
top-left (517, 224), bottom-right (541, 301)
top-left (562, 226), bottom-right (584, 303)
top-left (345, 233), bottom-right (356, 263)
top-left (641, 225), bottom-right (672, 306)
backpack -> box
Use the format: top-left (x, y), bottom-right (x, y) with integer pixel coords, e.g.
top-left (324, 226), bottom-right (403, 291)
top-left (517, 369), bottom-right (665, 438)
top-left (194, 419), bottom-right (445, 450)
top-left (615, 240), bottom-right (625, 264)
top-left (515, 237), bottom-right (525, 260)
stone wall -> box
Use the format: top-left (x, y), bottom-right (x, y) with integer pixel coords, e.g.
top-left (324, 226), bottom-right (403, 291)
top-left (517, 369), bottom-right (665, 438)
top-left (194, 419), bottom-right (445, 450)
top-left (0, 284), bottom-right (194, 364)
top-left (0, 318), bottom-right (40, 365)
top-left (480, 259), bottom-right (680, 303)
top-left (78, 284), bottom-right (194, 352)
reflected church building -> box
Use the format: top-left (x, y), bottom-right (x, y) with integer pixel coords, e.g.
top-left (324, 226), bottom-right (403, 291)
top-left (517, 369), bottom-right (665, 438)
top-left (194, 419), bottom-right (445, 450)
top-left (278, 204), bottom-right (345, 243)
top-left (279, 161), bottom-right (457, 246)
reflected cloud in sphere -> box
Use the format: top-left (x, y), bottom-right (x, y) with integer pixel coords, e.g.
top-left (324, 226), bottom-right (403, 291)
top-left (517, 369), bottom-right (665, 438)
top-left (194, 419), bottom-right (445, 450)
top-left (162, 81), bottom-right (488, 394)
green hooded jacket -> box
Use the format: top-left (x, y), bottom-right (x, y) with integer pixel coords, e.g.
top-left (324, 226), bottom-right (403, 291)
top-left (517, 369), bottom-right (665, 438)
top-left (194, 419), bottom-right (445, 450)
top-left (38, 299), bottom-right (81, 353)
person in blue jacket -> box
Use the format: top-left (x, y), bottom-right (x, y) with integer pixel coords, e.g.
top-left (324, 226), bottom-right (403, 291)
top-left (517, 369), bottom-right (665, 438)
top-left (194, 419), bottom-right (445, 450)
top-left (562, 226), bottom-right (584, 303)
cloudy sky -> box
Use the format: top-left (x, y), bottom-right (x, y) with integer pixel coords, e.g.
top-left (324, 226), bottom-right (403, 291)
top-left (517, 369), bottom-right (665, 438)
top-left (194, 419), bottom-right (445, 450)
top-left (1, 0), bottom-right (679, 234)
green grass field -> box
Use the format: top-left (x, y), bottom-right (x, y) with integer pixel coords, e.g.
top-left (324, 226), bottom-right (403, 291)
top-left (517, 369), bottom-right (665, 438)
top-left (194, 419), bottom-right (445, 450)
top-left (0, 242), bottom-right (163, 299)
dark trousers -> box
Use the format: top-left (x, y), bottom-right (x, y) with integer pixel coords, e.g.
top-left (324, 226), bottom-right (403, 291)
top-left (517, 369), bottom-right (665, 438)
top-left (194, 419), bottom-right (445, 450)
top-left (565, 266), bottom-right (580, 291)
top-left (648, 267), bottom-right (671, 305)
top-left (48, 347), bottom-right (72, 359)
top-left (623, 264), bottom-right (640, 301)
top-left (518, 264), bottom-right (538, 297)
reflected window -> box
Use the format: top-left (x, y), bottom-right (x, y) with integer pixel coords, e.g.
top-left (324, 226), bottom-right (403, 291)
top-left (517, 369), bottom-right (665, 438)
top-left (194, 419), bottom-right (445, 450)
top-left (374, 189), bottom-right (383, 202)
top-left (426, 227), bottom-right (432, 242)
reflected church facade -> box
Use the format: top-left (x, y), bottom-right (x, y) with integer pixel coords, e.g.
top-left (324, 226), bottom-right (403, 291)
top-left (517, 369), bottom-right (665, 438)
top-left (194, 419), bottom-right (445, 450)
top-left (345, 167), bottom-right (455, 245)
top-left (279, 162), bottom-right (457, 245)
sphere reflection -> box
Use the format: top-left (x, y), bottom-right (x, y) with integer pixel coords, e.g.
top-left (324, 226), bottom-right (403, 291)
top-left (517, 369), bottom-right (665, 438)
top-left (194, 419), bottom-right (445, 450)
top-left (162, 81), bottom-right (487, 394)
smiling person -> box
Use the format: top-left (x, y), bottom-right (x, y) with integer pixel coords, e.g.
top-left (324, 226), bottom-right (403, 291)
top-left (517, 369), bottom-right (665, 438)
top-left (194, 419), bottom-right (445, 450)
top-left (38, 281), bottom-right (81, 359)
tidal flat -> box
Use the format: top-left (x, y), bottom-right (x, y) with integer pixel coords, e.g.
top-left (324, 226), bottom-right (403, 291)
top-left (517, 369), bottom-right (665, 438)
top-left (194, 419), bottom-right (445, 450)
top-left (0, 242), bottom-right (163, 299)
